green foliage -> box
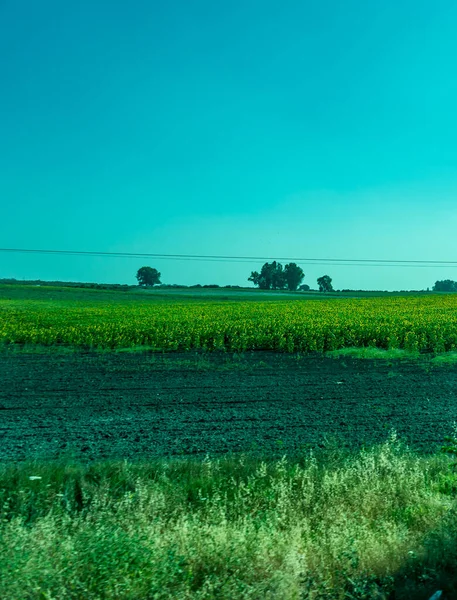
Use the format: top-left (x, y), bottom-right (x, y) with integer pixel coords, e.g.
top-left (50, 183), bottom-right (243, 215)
top-left (433, 280), bottom-right (457, 292)
top-left (249, 261), bottom-right (286, 290)
top-left (441, 426), bottom-right (457, 468)
top-left (1, 440), bottom-right (457, 598)
top-left (249, 262), bottom-right (305, 291)
top-left (4, 291), bottom-right (457, 353)
top-left (318, 274), bottom-right (334, 292)
top-left (284, 262), bottom-right (304, 291)
top-left (326, 347), bottom-right (420, 360)
top-left (136, 266), bottom-right (161, 287)
top-left (431, 352), bottom-right (457, 366)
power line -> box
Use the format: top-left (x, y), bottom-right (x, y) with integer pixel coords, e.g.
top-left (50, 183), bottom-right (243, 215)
top-left (0, 247), bottom-right (457, 268)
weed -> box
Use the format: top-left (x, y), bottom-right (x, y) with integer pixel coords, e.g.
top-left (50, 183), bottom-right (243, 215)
top-left (431, 352), bottom-right (457, 366)
top-left (1, 439), bottom-right (457, 598)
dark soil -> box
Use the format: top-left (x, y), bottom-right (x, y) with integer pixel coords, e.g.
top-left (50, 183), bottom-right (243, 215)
top-left (1, 351), bottom-right (457, 461)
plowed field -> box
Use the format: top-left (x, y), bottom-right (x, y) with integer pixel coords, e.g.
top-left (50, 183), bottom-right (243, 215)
top-left (1, 351), bottom-right (457, 461)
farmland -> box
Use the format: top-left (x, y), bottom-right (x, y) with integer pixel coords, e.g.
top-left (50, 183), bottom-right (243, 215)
top-left (3, 348), bottom-right (457, 462)
top-left (1, 284), bottom-right (457, 353)
top-left (2, 283), bottom-right (457, 461)
top-left (3, 283), bottom-right (457, 598)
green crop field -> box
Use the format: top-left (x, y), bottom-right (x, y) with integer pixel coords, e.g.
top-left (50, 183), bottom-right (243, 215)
top-left (0, 283), bottom-right (456, 353)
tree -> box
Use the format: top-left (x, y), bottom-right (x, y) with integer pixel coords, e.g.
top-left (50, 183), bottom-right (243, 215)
top-left (248, 261), bottom-right (286, 290)
top-left (433, 279), bottom-right (457, 292)
top-left (317, 275), bottom-right (333, 292)
top-left (248, 270), bottom-right (263, 288)
top-left (136, 266), bottom-right (161, 287)
top-left (284, 263), bottom-right (304, 291)
top-left (270, 262), bottom-right (286, 290)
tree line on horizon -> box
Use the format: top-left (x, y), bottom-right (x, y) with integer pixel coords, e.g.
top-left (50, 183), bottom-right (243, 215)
top-left (135, 262), bottom-right (334, 292)
top-left (248, 261), bottom-right (334, 292)
top-left (134, 265), bottom-right (457, 294)
top-left (2, 273), bottom-right (456, 293)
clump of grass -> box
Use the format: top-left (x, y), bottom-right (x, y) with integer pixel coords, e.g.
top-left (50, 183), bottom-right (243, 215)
top-left (0, 342), bottom-right (82, 354)
top-left (327, 347), bottom-right (420, 360)
top-left (431, 352), bottom-right (457, 366)
top-left (114, 345), bottom-right (158, 354)
top-left (1, 438), bottom-right (457, 598)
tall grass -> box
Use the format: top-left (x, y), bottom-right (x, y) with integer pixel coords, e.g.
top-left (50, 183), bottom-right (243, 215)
top-left (1, 438), bottom-right (457, 599)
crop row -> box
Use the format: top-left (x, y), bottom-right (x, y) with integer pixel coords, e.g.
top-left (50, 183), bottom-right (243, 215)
top-left (1, 295), bottom-right (457, 353)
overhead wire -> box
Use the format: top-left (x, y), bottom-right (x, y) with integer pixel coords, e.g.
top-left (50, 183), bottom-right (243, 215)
top-left (0, 247), bottom-right (456, 268)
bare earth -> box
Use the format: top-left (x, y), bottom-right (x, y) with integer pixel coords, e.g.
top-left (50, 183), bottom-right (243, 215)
top-left (1, 351), bottom-right (457, 461)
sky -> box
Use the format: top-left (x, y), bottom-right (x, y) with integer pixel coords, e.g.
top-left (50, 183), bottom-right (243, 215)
top-left (2, 0), bottom-right (457, 290)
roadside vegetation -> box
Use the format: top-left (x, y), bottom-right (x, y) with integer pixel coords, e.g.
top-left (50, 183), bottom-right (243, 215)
top-left (1, 437), bottom-right (457, 599)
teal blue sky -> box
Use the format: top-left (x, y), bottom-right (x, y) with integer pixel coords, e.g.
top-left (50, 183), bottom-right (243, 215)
top-left (2, 0), bottom-right (457, 289)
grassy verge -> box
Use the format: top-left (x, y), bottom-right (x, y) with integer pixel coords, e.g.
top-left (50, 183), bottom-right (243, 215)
top-left (431, 352), bottom-right (457, 366)
top-left (326, 347), bottom-right (421, 360)
top-left (0, 342), bottom-right (451, 359)
top-left (1, 438), bottom-right (457, 599)
top-left (326, 348), bottom-right (457, 369)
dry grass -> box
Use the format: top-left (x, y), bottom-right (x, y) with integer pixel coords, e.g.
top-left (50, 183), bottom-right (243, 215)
top-left (1, 437), bottom-right (457, 598)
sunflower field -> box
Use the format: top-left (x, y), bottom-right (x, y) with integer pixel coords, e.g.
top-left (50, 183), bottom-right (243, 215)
top-left (1, 290), bottom-right (457, 353)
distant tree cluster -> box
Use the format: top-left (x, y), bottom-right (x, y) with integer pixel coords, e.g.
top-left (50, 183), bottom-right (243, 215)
top-left (433, 279), bottom-right (457, 292)
top-left (248, 262), bottom-right (305, 291)
top-left (248, 263), bottom-right (335, 292)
